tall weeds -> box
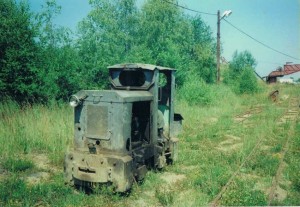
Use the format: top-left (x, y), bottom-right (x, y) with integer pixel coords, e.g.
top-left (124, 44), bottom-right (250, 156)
top-left (0, 101), bottom-right (73, 165)
top-left (0, 84), bottom-right (299, 206)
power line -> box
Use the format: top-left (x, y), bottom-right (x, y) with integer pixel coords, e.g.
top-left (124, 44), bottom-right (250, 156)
top-left (162, 0), bottom-right (217, 16)
top-left (224, 19), bottom-right (300, 61)
top-left (257, 60), bottom-right (283, 66)
top-left (163, 0), bottom-right (300, 61)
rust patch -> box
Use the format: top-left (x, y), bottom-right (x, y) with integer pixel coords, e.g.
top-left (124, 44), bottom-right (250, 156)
top-left (269, 90), bottom-right (279, 102)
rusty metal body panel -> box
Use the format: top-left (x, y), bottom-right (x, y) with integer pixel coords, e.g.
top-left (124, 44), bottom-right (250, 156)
top-left (64, 63), bottom-right (182, 192)
top-left (65, 150), bottom-right (133, 192)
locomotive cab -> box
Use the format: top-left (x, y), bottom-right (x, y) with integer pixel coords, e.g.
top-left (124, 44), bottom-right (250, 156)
top-left (64, 64), bottom-right (182, 192)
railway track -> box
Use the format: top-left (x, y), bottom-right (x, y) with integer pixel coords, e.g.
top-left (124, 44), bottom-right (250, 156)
top-left (233, 106), bottom-right (263, 123)
top-left (267, 97), bottom-right (299, 205)
top-left (210, 105), bottom-right (266, 207)
top-left (210, 97), bottom-right (299, 207)
top-left (210, 136), bottom-right (264, 207)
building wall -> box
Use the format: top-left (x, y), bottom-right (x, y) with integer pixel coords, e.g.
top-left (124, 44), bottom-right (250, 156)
top-left (278, 78), bottom-right (294, 84)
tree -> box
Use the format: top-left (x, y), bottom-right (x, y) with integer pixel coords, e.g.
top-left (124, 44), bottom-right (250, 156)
top-left (139, 0), bottom-right (216, 85)
top-left (0, 0), bottom-right (84, 103)
top-left (0, 0), bottom-right (217, 103)
top-left (35, 0), bottom-right (83, 101)
top-left (223, 50), bottom-right (259, 94)
top-left (239, 66), bottom-right (259, 94)
top-left (0, 0), bottom-right (41, 102)
top-left (77, 0), bottom-right (139, 89)
top-left (76, 0), bottom-right (216, 89)
top-left (139, 0), bottom-right (182, 66)
top-left (186, 16), bottom-right (216, 84)
top-left (227, 50), bottom-right (257, 78)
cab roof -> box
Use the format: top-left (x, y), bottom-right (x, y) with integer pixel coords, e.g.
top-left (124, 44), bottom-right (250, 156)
top-left (108, 63), bottom-right (175, 71)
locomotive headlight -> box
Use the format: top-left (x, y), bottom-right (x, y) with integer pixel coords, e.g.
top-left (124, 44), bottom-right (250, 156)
top-left (69, 93), bottom-right (88, 107)
top-left (69, 95), bottom-right (80, 107)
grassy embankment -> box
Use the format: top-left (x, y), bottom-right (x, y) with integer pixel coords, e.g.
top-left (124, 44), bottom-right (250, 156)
top-left (0, 84), bottom-right (299, 206)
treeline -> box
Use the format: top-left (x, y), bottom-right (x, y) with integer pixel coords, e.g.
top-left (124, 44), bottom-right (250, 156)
top-left (0, 0), bottom-right (259, 104)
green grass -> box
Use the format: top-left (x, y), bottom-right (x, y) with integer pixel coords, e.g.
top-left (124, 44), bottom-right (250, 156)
top-left (2, 157), bottom-right (34, 172)
top-left (221, 179), bottom-right (267, 206)
top-left (155, 186), bottom-right (175, 206)
top-left (0, 101), bottom-right (73, 165)
top-left (0, 84), bottom-right (299, 206)
top-left (0, 174), bottom-right (94, 207)
top-left (280, 121), bottom-right (300, 206)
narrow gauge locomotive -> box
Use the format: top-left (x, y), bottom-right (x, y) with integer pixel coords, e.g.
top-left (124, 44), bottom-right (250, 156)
top-left (64, 63), bottom-right (183, 192)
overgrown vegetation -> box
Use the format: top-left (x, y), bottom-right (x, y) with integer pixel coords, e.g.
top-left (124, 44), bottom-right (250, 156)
top-left (0, 84), bottom-right (299, 206)
top-left (0, 0), bottom-right (220, 104)
top-left (1, 0), bottom-right (263, 108)
top-left (178, 76), bottom-right (214, 105)
top-left (0, 175), bottom-right (85, 207)
top-left (281, 122), bottom-right (300, 205)
top-left (0, 100), bottom-right (72, 164)
top-left (2, 157), bottom-right (34, 172)
top-left (223, 50), bottom-right (260, 94)
top-left (221, 179), bottom-right (267, 206)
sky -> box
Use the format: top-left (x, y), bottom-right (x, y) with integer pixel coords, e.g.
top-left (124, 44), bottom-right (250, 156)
top-left (26, 0), bottom-right (300, 78)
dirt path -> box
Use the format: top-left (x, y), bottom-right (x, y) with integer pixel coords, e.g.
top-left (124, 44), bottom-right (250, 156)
top-left (26, 153), bottom-right (61, 185)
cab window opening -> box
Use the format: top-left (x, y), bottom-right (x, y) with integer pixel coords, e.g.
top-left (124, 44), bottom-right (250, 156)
top-left (131, 101), bottom-right (150, 148)
top-left (119, 70), bottom-right (146, 87)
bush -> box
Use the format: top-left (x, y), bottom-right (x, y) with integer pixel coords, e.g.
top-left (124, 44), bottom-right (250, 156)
top-left (239, 67), bottom-right (260, 94)
top-left (223, 67), bottom-right (260, 94)
top-left (223, 50), bottom-right (260, 94)
top-left (178, 75), bottom-right (214, 105)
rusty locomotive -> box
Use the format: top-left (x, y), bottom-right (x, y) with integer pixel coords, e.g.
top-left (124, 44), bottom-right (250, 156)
top-left (64, 63), bottom-right (182, 192)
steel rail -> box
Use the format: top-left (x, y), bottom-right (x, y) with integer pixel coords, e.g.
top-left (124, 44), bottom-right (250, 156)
top-left (268, 97), bottom-right (299, 205)
top-left (209, 106), bottom-right (265, 207)
top-left (209, 135), bottom-right (264, 206)
top-left (233, 106), bottom-right (263, 123)
top-left (210, 97), bottom-right (299, 206)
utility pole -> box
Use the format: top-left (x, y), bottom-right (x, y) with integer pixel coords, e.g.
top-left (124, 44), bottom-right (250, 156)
top-left (216, 10), bottom-right (232, 84)
top-left (217, 10), bottom-right (221, 83)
